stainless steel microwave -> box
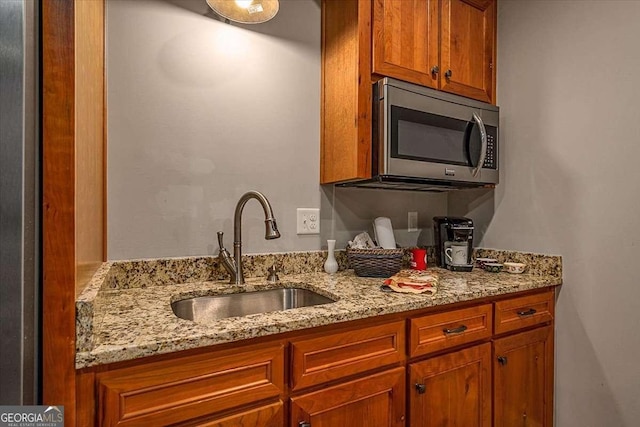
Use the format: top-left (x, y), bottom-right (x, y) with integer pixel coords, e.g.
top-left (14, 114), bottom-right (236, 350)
top-left (340, 78), bottom-right (499, 191)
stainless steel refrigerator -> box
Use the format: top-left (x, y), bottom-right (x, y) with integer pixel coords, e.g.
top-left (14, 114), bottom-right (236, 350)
top-left (0, 0), bottom-right (40, 404)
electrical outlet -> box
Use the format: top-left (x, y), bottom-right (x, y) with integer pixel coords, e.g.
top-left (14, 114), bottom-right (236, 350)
top-left (408, 211), bottom-right (418, 232)
top-left (297, 208), bottom-right (320, 235)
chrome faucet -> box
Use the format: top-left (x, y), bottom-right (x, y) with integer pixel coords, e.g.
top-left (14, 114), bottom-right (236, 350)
top-left (217, 191), bottom-right (281, 284)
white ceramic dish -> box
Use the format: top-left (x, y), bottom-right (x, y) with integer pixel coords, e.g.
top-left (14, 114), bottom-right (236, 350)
top-left (503, 262), bottom-right (526, 274)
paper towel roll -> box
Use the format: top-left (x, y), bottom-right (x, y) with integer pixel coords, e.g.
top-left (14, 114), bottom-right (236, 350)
top-left (373, 217), bottom-right (396, 249)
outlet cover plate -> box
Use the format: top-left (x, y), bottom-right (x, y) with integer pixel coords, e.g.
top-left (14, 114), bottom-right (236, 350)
top-left (297, 208), bottom-right (320, 235)
top-left (408, 211), bottom-right (418, 232)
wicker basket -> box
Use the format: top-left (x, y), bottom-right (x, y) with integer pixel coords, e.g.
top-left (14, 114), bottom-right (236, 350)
top-left (347, 247), bottom-right (403, 278)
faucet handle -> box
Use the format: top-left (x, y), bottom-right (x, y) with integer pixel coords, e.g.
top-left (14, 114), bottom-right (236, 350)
top-left (267, 264), bottom-right (280, 283)
top-left (216, 231), bottom-right (237, 283)
top-left (217, 231), bottom-right (226, 250)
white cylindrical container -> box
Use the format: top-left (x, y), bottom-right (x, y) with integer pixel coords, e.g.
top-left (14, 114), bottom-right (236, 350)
top-left (373, 217), bottom-right (396, 249)
top-left (324, 240), bottom-right (339, 274)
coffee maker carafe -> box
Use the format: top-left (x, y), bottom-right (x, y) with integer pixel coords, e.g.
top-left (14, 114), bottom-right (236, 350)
top-left (433, 216), bottom-right (474, 272)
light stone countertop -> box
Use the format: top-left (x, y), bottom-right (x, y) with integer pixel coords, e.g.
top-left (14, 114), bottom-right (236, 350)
top-left (76, 264), bottom-right (561, 369)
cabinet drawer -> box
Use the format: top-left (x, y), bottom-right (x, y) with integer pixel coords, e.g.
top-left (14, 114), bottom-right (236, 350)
top-left (494, 291), bottom-right (554, 335)
top-left (96, 343), bottom-right (284, 427)
top-left (290, 321), bottom-right (405, 391)
top-left (409, 304), bottom-right (493, 357)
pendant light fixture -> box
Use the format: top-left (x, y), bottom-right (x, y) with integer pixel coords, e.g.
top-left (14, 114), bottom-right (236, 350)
top-left (206, 0), bottom-right (279, 24)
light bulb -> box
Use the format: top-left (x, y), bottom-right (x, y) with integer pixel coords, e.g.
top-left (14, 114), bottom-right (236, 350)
top-left (235, 0), bottom-right (253, 8)
top-left (206, 0), bottom-right (279, 24)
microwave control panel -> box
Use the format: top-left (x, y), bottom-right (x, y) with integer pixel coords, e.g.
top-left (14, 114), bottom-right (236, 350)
top-left (482, 126), bottom-right (498, 169)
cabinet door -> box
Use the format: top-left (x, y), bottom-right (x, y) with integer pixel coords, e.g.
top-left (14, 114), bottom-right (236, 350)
top-left (440, 0), bottom-right (496, 103)
top-left (409, 343), bottom-right (491, 427)
top-left (291, 367), bottom-right (405, 427)
top-left (494, 326), bottom-right (554, 427)
top-left (372, 0), bottom-right (439, 87)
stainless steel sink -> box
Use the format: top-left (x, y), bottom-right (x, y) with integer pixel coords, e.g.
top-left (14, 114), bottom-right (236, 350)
top-left (171, 288), bottom-right (336, 322)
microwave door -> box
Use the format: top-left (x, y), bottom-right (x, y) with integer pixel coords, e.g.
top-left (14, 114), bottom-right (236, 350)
top-left (381, 83), bottom-right (498, 185)
top-left (386, 105), bottom-right (475, 181)
top-left (466, 112), bottom-right (488, 177)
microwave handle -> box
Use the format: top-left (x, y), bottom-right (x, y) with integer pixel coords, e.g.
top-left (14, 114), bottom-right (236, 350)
top-left (472, 112), bottom-right (488, 178)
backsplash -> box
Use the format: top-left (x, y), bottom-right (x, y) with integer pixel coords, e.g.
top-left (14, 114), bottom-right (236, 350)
top-left (474, 248), bottom-right (562, 277)
top-left (98, 247), bottom-right (559, 291)
top-left (103, 251), bottom-right (348, 290)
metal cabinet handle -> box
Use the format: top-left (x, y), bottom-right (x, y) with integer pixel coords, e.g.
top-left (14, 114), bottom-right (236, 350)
top-left (443, 325), bottom-right (468, 334)
top-left (299, 422), bottom-right (311, 427)
top-left (517, 308), bottom-right (537, 317)
top-left (431, 65), bottom-right (439, 75)
top-left (497, 356), bottom-right (508, 365)
top-left (444, 69), bottom-right (452, 79)
top-left (415, 383), bottom-right (426, 394)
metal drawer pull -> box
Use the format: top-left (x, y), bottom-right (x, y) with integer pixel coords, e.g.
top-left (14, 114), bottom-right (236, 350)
top-left (517, 308), bottom-right (537, 317)
top-left (299, 422), bottom-right (311, 427)
top-left (497, 356), bottom-right (508, 365)
top-left (443, 325), bottom-right (468, 334)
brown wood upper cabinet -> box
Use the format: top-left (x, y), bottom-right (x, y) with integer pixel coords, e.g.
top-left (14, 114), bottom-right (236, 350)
top-left (440, 0), bottom-right (496, 103)
top-left (321, 0), bottom-right (496, 184)
top-left (372, 0), bottom-right (440, 88)
top-left (372, 0), bottom-right (496, 103)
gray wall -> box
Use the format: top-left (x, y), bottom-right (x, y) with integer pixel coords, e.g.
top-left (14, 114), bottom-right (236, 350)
top-left (106, 0), bottom-right (640, 423)
top-left (107, 0), bottom-right (447, 260)
top-left (451, 1), bottom-right (640, 425)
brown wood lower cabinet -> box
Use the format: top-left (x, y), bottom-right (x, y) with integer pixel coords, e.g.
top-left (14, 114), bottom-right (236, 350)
top-left (291, 367), bottom-right (406, 427)
top-left (494, 325), bottom-right (554, 427)
top-left (79, 289), bottom-right (556, 427)
top-left (409, 343), bottom-right (492, 427)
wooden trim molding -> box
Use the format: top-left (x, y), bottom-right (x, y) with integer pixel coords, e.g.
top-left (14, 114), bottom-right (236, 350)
top-left (75, 0), bottom-right (106, 295)
top-left (42, 0), bottom-right (77, 422)
top-left (42, 0), bottom-right (105, 425)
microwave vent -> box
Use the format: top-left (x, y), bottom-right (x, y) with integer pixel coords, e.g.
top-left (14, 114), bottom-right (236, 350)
top-left (335, 175), bottom-right (494, 192)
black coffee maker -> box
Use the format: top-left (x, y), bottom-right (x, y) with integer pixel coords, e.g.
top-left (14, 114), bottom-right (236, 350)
top-left (433, 216), bottom-right (474, 272)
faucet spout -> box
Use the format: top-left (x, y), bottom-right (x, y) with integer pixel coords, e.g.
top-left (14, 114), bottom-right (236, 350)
top-left (230, 191), bottom-right (280, 284)
top-left (265, 218), bottom-right (281, 240)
